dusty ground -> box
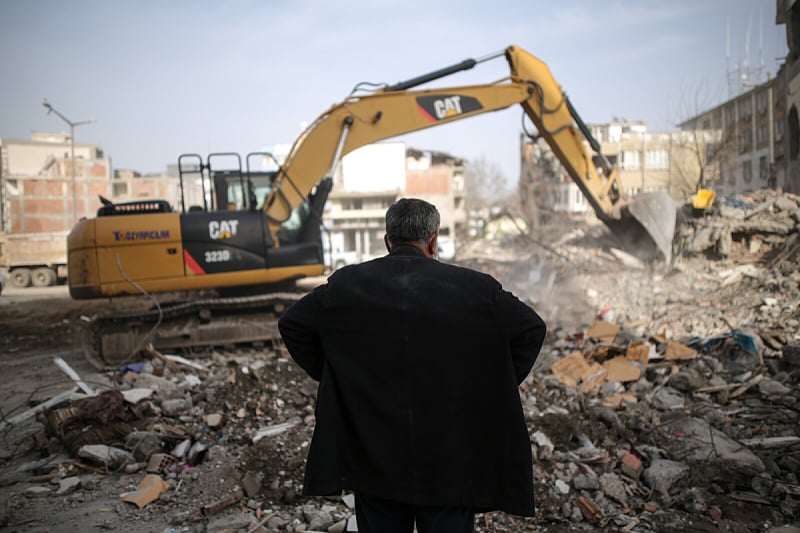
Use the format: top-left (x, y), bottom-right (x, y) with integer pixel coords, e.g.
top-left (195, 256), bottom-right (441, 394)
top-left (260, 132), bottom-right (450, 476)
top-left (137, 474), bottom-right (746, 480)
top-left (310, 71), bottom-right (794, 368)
top-left (0, 205), bottom-right (799, 533)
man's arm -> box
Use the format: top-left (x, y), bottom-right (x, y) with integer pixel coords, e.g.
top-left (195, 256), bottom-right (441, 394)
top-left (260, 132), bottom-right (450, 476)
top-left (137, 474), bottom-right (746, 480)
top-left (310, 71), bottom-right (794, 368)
top-left (497, 287), bottom-right (547, 384)
top-left (277, 287), bottom-right (326, 381)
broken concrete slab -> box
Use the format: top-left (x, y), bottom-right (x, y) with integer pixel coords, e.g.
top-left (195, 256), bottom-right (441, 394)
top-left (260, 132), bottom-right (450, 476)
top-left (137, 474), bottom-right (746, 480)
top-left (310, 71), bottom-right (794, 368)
top-left (642, 459), bottom-right (690, 497)
top-left (667, 417), bottom-right (765, 473)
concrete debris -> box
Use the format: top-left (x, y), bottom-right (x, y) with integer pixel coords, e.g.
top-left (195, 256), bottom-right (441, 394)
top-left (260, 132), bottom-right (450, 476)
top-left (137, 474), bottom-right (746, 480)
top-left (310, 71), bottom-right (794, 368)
top-left (77, 444), bottom-right (134, 470)
top-left (0, 187), bottom-right (798, 531)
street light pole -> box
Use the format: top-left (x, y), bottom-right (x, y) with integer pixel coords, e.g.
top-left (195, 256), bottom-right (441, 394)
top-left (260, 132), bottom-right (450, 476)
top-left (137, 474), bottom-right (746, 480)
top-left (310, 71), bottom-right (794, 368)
top-left (42, 99), bottom-right (95, 225)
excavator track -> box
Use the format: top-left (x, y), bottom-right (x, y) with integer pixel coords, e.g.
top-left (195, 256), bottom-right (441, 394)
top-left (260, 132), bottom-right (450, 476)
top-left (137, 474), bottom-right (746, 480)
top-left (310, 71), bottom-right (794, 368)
top-left (81, 292), bottom-right (305, 370)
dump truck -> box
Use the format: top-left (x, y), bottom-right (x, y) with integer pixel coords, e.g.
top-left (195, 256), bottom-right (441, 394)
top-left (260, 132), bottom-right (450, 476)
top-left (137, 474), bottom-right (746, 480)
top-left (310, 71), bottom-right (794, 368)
top-left (0, 231), bottom-right (68, 288)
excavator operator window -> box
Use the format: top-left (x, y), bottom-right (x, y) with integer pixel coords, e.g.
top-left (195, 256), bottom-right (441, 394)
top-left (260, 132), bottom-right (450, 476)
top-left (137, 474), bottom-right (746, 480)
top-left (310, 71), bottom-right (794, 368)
top-left (276, 200), bottom-right (312, 245)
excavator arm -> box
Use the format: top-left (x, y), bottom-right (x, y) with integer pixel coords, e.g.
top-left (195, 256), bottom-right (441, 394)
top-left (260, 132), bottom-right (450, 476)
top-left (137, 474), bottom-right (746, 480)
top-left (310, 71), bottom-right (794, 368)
top-left (265, 45), bottom-right (675, 261)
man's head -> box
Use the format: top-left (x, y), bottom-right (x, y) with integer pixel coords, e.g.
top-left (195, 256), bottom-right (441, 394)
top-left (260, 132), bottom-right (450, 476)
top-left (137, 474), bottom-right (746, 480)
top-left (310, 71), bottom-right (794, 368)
top-left (384, 198), bottom-right (440, 258)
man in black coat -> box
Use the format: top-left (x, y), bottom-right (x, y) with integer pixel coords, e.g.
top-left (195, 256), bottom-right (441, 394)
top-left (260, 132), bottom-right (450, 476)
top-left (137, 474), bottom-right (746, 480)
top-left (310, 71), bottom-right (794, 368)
top-left (278, 198), bottom-right (547, 532)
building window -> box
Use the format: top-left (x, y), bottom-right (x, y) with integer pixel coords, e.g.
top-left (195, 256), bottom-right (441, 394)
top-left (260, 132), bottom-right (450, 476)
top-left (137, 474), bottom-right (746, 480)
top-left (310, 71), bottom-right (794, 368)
top-left (726, 106), bottom-right (736, 124)
top-left (758, 91), bottom-right (768, 115)
top-left (621, 150), bottom-right (641, 170)
top-left (740, 130), bottom-right (753, 152)
top-left (740, 99), bottom-right (752, 120)
top-left (645, 150), bottom-right (669, 170)
top-left (776, 118), bottom-right (785, 141)
top-left (343, 198), bottom-right (363, 210)
top-left (743, 160), bottom-right (753, 183)
top-left (758, 124), bottom-right (768, 144)
top-left (759, 156), bottom-right (768, 180)
top-left (112, 182), bottom-right (129, 197)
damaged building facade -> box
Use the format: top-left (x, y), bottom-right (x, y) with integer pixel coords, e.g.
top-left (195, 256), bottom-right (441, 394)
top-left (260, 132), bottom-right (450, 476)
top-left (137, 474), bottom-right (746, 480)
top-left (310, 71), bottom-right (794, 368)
top-left (522, 0), bottom-right (799, 219)
top-left (0, 133), bottom-right (200, 233)
top-left (324, 142), bottom-right (467, 264)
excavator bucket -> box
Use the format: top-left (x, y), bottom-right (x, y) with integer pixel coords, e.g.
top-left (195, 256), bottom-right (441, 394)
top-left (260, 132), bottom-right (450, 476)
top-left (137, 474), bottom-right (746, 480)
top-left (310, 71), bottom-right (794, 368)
top-left (609, 190), bottom-right (677, 265)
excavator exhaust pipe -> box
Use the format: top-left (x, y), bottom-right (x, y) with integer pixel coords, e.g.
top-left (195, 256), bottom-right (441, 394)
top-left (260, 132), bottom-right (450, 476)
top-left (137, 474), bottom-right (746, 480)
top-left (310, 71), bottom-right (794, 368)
top-left (608, 190), bottom-right (677, 265)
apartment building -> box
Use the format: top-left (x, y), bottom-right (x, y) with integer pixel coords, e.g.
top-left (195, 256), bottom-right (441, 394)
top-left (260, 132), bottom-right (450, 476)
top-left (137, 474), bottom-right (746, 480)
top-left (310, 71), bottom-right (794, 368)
top-left (0, 133), bottom-right (109, 232)
top-left (678, 76), bottom-right (785, 196)
top-left (325, 142), bottom-right (467, 262)
top-left (0, 133), bottom-right (200, 234)
top-left (519, 121), bottom-right (714, 223)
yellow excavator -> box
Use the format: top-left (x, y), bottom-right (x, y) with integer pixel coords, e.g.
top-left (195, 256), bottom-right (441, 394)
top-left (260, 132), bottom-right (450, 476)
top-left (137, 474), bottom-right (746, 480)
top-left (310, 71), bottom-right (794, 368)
top-left (68, 45), bottom-right (677, 368)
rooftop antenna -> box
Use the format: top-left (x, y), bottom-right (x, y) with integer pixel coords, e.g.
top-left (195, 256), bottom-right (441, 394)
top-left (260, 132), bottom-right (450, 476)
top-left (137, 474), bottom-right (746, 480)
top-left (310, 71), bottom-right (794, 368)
top-left (760, 6), bottom-right (765, 76)
top-left (726, 16), bottom-right (738, 99)
top-left (744, 12), bottom-right (752, 85)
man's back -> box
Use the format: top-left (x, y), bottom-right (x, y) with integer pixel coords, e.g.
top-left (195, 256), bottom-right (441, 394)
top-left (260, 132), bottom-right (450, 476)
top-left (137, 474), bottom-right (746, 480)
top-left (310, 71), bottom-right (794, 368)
top-left (278, 245), bottom-right (546, 516)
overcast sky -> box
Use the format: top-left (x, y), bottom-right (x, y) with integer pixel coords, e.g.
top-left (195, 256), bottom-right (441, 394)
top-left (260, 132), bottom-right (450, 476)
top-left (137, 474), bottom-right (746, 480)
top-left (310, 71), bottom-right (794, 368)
top-left (0, 0), bottom-right (788, 185)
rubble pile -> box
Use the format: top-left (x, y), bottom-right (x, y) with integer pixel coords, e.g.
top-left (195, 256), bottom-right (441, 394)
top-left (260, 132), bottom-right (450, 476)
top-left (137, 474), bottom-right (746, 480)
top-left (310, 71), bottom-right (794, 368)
top-left (0, 188), bottom-right (798, 532)
top-left (1, 349), bottom-right (359, 532)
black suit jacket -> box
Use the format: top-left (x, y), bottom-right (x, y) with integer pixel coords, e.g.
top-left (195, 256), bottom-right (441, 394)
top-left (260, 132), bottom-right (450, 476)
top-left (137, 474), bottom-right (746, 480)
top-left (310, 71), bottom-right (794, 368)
top-left (277, 245), bottom-right (546, 516)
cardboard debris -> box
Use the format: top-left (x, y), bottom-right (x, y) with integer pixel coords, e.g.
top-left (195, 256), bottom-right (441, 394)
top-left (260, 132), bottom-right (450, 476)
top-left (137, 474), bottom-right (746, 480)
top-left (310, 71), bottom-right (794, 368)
top-left (626, 341), bottom-right (650, 362)
top-left (586, 321), bottom-right (619, 343)
top-left (603, 357), bottom-right (641, 383)
top-left (550, 352), bottom-right (589, 388)
top-left (665, 340), bottom-right (698, 360)
top-left (579, 363), bottom-right (606, 394)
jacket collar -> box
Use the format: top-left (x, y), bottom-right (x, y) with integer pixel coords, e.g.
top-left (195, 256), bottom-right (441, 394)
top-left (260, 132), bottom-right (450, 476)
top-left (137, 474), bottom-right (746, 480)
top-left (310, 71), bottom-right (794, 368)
top-left (389, 244), bottom-right (427, 258)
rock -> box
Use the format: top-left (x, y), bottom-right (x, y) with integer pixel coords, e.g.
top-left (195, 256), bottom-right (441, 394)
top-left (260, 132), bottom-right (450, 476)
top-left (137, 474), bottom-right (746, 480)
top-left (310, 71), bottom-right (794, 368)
top-left (774, 196), bottom-right (799, 212)
top-left (650, 387), bottom-right (685, 411)
top-left (267, 515), bottom-right (289, 529)
top-left (242, 471), bottom-right (262, 498)
top-left (56, 476), bottom-right (81, 495)
top-left (573, 473), bottom-right (600, 490)
top-left (24, 486), bottom-right (52, 498)
top-left (328, 519), bottom-right (347, 533)
top-left (133, 373), bottom-right (182, 399)
top-left (77, 445), bottom-right (134, 470)
top-left (667, 369), bottom-right (705, 392)
top-left (205, 413), bottom-right (224, 428)
top-left (783, 343), bottom-right (800, 367)
top-left (172, 439), bottom-right (191, 458)
top-left (599, 472), bottom-right (628, 505)
top-left (206, 513), bottom-right (253, 532)
top-left (642, 459), bottom-right (689, 497)
top-left (120, 388), bottom-right (154, 404)
top-left (160, 398), bottom-right (191, 417)
top-left (758, 378), bottom-right (793, 397)
top-left (308, 510), bottom-right (334, 531)
top-left (125, 431), bottom-right (163, 461)
top-left (667, 417), bottom-right (765, 473)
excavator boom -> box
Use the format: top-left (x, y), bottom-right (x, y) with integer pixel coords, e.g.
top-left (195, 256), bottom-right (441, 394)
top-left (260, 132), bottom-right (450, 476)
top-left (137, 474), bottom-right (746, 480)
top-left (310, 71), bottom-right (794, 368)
top-left (267, 45), bottom-right (675, 260)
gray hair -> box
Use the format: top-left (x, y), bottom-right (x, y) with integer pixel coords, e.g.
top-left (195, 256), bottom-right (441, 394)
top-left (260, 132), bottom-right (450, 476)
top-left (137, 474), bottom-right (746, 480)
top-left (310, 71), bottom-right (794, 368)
top-left (385, 198), bottom-right (440, 246)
